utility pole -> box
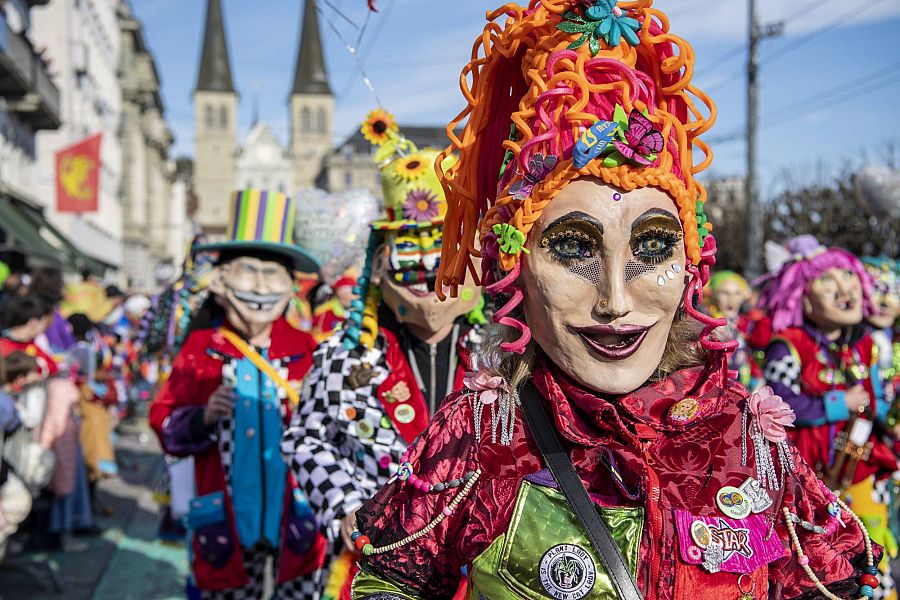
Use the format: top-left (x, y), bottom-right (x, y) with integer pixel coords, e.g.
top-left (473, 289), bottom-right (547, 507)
top-left (745, 0), bottom-right (761, 278)
top-left (744, 0), bottom-right (782, 278)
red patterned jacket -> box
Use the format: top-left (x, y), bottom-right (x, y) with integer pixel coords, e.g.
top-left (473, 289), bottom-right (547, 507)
top-left (356, 361), bottom-right (875, 600)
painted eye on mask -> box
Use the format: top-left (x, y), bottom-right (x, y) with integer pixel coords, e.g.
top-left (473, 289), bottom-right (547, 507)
top-left (541, 229), bottom-right (597, 264)
top-left (630, 228), bottom-right (682, 265)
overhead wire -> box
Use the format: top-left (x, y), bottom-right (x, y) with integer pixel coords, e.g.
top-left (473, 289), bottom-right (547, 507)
top-left (313, 0), bottom-right (387, 107)
top-left (759, 0), bottom-right (890, 65)
top-left (335, 0), bottom-right (396, 104)
top-left (704, 60), bottom-right (900, 145)
top-left (695, 0), bottom-right (840, 88)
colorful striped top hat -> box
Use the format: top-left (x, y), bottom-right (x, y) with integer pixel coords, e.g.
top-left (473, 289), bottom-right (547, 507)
top-left (197, 189), bottom-right (320, 273)
top-left (360, 109), bottom-right (456, 231)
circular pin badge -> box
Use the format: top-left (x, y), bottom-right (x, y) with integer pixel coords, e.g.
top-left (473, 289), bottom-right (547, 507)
top-left (356, 419), bottom-right (375, 439)
top-left (716, 486), bottom-right (751, 519)
top-left (394, 404), bottom-right (416, 424)
top-left (668, 397), bottom-right (700, 424)
top-left (690, 520), bottom-right (712, 548)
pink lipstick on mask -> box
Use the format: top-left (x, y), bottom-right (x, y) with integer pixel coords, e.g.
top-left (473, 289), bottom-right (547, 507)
top-left (574, 323), bottom-right (651, 360)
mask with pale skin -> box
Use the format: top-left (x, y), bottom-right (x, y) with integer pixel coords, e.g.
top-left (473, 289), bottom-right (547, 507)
top-left (802, 267), bottom-right (864, 332)
top-left (208, 256), bottom-right (294, 337)
top-left (712, 279), bottom-right (748, 320)
top-left (520, 178), bottom-right (687, 395)
top-left (379, 227), bottom-right (480, 333)
top-left (868, 286), bottom-right (899, 329)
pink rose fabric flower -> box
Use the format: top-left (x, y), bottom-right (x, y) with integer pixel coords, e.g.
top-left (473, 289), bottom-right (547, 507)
top-left (464, 370), bottom-right (506, 405)
top-left (748, 386), bottom-right (795, 443)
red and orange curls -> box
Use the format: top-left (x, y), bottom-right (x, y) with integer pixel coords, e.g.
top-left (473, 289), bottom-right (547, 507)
top-left (436, 0), bottom-right (715, 298)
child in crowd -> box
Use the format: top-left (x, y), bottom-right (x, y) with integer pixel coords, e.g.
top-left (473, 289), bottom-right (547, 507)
top-left (0, 351), bottom-right (37, 559)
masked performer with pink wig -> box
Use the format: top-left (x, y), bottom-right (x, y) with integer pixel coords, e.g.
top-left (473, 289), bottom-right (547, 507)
top-left (759, 235), bottom-right (900, 596)
top-left (346, 2), bottom-right (884, 599)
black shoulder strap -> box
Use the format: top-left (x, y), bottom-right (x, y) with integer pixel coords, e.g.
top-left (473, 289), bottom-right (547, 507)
top-left (519, 380), bottom-right (643, 600)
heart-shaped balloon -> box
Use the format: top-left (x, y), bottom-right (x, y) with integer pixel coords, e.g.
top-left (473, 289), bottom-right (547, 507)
top-left (855, 166), bottom-right (900, 219)
top-left (293, 188), bottom-right (381, 283)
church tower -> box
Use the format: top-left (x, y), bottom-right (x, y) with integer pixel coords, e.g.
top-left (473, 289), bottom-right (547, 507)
top-left (289, 0), bottom-right (333, 190)
top-left (193, 0), bottom-right (238, 235)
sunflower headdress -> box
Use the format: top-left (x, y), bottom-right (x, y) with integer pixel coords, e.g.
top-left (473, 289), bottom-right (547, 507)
top-left (435, 0), bottom-right (727, 354)
top-left (341, 110), bottom-right (457, 351)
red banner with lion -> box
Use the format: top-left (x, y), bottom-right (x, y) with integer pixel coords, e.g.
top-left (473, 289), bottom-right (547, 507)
top-left (56, 133), bottom-right (102, 213)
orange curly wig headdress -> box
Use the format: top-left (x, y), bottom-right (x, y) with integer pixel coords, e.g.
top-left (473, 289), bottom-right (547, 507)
top-left (436, 0), bottom-right (729, 354)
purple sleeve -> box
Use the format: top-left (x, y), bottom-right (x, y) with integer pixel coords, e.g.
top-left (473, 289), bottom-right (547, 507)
top-left (159, 405), bottom-right (215, 456)
top-left (764, 341), bottom-right (831, 426)
top-left (45, 311), bottom-right (77, 353)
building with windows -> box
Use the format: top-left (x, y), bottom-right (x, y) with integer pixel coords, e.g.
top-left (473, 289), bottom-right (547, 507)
top-left (191, 0), bottom-right (451, 238)
top-left (0, 0), bottom-right (69, 273)
top-left (30, 0), bottom-right (126, 273)
top-left (193, 0), bottom-right (335, 236)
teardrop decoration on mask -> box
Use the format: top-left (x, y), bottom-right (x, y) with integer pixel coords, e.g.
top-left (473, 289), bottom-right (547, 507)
top-left (625, 259), bottom-right (658, 285)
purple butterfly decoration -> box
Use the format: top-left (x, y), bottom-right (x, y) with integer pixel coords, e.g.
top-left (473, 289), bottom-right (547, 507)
top-left (509, 153), bottom-right (558, 201)
top-left (613, 109), bottom-right (664, 166)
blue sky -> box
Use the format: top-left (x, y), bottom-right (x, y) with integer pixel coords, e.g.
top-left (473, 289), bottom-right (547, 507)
top-left (131, 0), bottom-right (900, 192)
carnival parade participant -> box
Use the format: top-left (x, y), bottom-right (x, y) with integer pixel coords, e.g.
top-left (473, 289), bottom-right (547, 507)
top-left (759, 235), bottom-right (898, 596)
top-left (281, 112), bottom-right (482, 598)
top-left (707, 270), bottom-right (760, 389)
top-left (311, 276), bottom-right (357, 343)
top-left (149, 189), bottom-right (323, 600)
top-left (862, 257), bottom-right (899, 424)
top-left (349, 2), bottom-right (882, 599)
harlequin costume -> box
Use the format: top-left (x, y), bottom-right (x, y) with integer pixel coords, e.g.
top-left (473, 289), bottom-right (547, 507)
top-left (281, 113), bottom-right (482, 599)
top-left (149, 189), bottom-right (324, 600)
top-left (349, 2), bottom-right (882, 599)
top-left (760, 236), bottom-right (897, 597)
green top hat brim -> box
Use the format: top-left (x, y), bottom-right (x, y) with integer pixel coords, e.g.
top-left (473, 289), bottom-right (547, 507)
top-left (195, 240), bottom-right (320, 274)
top-left (370, 217), bottom-right (444, 232)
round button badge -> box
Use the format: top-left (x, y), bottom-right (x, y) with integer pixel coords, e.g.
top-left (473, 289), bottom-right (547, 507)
top-left (356, 419), bottom-right (375, 439)
top-left (394, 404), bottom-right (416, 424)
top-left (716, 485), bottom-right (751, 519)
top-left (690, 520), bottom-right (711, 548)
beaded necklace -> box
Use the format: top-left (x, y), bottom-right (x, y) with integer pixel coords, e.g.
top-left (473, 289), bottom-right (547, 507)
top-left (782, 482), bottom-right (877, 600)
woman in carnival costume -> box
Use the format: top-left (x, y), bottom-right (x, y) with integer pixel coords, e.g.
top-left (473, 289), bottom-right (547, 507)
top-left (706, 270), bottom-right (762, 389)
top-left (350, 2), bottom-right (883, 599)
top-left (759, 235), bottom-right (899, 597)
top-left (281, 114), bottom-right (483, 599)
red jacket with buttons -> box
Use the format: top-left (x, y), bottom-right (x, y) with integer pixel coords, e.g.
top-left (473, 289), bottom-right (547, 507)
top-left (149, 318), bottom-right (324, 591)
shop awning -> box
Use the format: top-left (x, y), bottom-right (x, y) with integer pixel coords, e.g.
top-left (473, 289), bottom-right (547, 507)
top-left (0, 189), bottom-right (111, 274)
top-left (0, 195), bottom-right (68, 267)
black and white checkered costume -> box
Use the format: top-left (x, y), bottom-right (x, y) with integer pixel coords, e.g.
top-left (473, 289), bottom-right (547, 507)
top-left (281, 332), bottom-right (407, 596)
top-left (200, 544), bottom-right (313, 600)
top-left (763, 352), bottom-right (802, 395)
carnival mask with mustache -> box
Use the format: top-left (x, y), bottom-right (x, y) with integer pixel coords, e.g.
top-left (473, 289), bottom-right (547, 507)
top-left (208, 255), bottom-right (294, 336)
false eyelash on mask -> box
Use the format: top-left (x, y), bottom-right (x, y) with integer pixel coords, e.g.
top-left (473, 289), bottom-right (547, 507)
top-left (540, 229), bottom-right (598, 267)
top-left (630, 228), bottom-right (683, 266)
